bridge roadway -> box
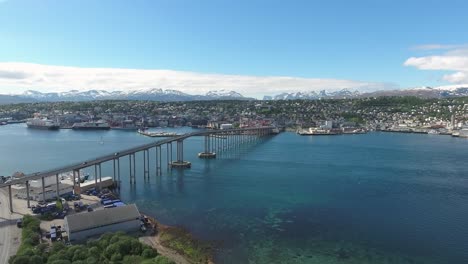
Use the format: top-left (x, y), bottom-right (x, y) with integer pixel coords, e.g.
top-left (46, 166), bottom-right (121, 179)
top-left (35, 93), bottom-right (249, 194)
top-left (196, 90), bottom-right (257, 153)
top-left (0, 126), bottom-right (274, 189)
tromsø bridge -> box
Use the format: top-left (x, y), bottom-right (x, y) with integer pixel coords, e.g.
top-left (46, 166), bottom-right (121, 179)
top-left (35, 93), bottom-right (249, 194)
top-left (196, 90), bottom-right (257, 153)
top-left (0, 126), bottom-right (277, 212)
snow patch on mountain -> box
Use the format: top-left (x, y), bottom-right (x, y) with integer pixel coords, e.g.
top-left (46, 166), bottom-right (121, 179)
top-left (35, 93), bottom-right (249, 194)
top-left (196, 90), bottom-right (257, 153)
top-left (206, 90), bottom-right (244, 98)
top-left (17, 88), bottom-right (251, 102)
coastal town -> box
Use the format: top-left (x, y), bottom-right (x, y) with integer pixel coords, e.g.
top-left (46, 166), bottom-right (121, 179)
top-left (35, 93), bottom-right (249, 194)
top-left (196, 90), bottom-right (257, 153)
top-left (0, 95), bottom-right (467, 263)
top-left (0, 95), bottom-right (465, 264)
top-left (0, 96), bottom-right (467, 137)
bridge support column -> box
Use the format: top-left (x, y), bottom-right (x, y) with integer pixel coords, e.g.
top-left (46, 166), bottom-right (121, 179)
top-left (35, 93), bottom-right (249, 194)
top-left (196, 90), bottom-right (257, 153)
top-left (41, 177), bottom-right (46, 202)
top-left (25, 180), bottom-right (30, 208)
top-left (94, 164), bottom-right (98, 189)
top-left (73, 170), bottom-right (80, 194)
top-left (98, 163), bottom-right (102, 190)
top-left (199, 135), bottom-right (216, 159)
top-left (143, 149), bottom-right (149, 179)
top-left (56, 173), bottom-right (60, 198)
top-left (8, 185), bottom-right (13, 213)
top-left (170, 140), bottom-right (191, 168)
top-left (143, 150), bottom-right (146, 179)
top-left (166, 142), bottom-right (173, 171)
top-left (129, 154), bottom-right (136, 184)
top-left (117, 158), bottom-right (121, 188)
top-left (155, 146), bottom-right (162, 176)
top-left (114, 158), bottom-right (120, 189)
top-left (113, 159), bottom-right (116, 182)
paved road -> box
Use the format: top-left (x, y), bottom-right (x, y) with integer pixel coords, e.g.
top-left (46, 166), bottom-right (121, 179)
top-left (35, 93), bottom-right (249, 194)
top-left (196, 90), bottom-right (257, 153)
top-left (0, 190), bottom-right (21, 264)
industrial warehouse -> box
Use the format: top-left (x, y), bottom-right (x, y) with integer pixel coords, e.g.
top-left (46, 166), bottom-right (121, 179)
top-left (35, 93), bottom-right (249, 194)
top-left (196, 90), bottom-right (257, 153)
top-left (64, 204), bottom-right (141, 241)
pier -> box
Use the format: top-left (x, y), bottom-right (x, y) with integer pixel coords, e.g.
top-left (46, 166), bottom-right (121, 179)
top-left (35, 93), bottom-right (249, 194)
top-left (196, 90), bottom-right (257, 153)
top-left (0, 126), bottom-right (276, 213)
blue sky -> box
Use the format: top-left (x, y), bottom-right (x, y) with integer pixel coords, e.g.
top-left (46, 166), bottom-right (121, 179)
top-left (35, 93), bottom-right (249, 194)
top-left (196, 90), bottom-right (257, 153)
top-left (1, 0), bottom-right (468, 97)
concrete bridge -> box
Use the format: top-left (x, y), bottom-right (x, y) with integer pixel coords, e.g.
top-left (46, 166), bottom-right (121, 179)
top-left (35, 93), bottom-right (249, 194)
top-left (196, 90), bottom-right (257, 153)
top-left (0, 126), bottom-right (277, 212)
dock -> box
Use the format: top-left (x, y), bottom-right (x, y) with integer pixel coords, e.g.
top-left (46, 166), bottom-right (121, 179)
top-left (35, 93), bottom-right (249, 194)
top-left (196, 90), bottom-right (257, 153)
top-left (137, 130), bottom-right (180, 137)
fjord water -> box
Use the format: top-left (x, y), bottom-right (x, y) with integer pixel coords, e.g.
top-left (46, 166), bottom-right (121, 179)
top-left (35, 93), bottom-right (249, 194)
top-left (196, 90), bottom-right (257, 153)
top-left (1, 124), bottom-right (468, 263)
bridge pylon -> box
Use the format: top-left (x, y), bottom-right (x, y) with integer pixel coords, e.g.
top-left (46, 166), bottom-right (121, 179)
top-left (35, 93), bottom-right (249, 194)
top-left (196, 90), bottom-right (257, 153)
top-left (170, 140), bottom-right (192, 168)
top-left (199, 135), bottom-right (216, 159)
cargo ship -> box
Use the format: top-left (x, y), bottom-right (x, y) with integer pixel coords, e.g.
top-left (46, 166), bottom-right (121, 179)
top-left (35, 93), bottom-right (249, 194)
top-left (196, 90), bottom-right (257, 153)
top-left (72, 121), bottom-right (110, 130)
top-left (111, 120), bottom-right (139, 131)
top-left (26, 118), bottom-right (60, 130)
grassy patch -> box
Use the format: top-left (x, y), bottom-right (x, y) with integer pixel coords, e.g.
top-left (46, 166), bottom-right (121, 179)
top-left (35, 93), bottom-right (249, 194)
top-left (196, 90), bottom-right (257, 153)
top-left (159, 226), bottom-right (212, 264)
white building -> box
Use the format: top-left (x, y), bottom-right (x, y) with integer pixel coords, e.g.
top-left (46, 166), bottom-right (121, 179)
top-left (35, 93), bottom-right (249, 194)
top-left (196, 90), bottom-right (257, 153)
top-left (64, 204), bottom-right (141, 241)
top-left (12, 182), bottom-right (73, 202)
top-left (220, 123), bottom-right (233, 130)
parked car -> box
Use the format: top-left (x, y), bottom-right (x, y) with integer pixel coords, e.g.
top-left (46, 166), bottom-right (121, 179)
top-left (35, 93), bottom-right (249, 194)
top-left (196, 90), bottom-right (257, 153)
top-left (16, 219), bottom-right (23, 228)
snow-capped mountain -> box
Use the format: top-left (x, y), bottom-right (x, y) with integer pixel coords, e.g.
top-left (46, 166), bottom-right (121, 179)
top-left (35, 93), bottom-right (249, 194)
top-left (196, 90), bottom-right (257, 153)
top-left (2, 84), bottom-right (468, 104)
top-left (264, 89), bottom-right (360, 100)
top-left (205, 90), bottom-right (244, 99)
top-left (263, 85), bottom-right (468, 100)
top-left (361, 85), bottom-right (468, 98)
top-left (15, 88), bottom-right (252, 102)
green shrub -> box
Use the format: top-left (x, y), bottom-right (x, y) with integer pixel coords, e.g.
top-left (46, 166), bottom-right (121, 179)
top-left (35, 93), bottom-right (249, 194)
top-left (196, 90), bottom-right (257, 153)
top-left (29, 255), bottom-right (44, 264)
top-left (141, 248), bottom-right (157, 259)
top-left (11, 231), bottom-right (169, 264)
top-left (49, 260), bottom-right (72, 264)
top-left (110, 253), bottom-right (123, 262)
top-left (11, 255), bottom-right (30, 264)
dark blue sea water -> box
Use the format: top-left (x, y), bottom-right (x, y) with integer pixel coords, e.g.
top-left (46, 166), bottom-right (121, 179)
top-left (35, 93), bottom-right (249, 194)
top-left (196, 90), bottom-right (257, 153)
top-left (1, 124), bottom-right (468, 263)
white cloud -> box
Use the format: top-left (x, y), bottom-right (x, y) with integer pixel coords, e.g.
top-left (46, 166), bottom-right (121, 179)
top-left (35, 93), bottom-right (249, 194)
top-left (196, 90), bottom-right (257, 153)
top-left (0, 62), bottom-right (396, 98)
top-left (412, 44), bottom-right (468, 51)
top-left (404, 45), bottom-right (468, 84)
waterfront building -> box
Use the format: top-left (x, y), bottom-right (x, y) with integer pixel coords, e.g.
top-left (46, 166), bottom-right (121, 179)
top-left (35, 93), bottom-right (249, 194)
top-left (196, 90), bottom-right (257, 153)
top-left (64, 204), bottom-right (141, 241)
top-left (12, 182), bottom-right (73, 201)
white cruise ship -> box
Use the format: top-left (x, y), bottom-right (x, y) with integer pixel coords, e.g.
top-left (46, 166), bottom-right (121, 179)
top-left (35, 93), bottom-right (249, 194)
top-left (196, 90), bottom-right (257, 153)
top-left (26, 118), bottom-right (60, 130)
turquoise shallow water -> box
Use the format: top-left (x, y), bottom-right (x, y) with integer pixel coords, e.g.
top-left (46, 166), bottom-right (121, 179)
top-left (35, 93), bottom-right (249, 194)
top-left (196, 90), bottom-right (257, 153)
top-left (1, 124), bottom-right (468, 263)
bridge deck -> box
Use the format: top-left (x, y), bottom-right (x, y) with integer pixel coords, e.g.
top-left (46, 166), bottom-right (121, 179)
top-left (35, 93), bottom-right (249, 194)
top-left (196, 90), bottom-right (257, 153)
top-left (0, 127), bottom-right (274, 188)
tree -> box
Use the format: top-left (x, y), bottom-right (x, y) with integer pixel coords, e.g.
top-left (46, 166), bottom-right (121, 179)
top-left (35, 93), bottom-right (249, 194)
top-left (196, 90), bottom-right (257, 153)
top-left (141, 248), bottom-right (157, 259)
top-left (104, 244), bottom-right (120, 259)
top-left (49, 260), bottom-right (72, 264)
top-left (50, 242), bottom-right (66, 255)
top-left (88, 247), bottom-right (100, 257)
top-left (85, 257), bottom-right (98, 264)
top-left (122, 255), bottom-right (143, 264)
top-left (11, 256), bottom-right (30, 264)
top-left (29, 255), bottom-right (44, 264)
top-left (110, 253), bottom-right (122, 262)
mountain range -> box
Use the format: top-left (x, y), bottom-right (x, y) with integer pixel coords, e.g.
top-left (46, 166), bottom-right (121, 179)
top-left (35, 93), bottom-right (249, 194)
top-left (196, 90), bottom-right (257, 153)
top-left (3, 89), bottom-right (251, 103)
top-left (263, 85), bottom-right (468, 100)
top-left (0, 85), bottom-right (468, 104)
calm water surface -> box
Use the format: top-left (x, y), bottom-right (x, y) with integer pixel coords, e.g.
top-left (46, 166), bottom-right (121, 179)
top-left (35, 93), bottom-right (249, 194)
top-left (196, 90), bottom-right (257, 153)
top-left (1, 124), bottom-right (468, 263)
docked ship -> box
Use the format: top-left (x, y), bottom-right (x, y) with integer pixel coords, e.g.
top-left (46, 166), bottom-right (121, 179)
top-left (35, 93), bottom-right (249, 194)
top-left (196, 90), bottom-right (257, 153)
top-left (26, 118), bottom-right (60, 130)
top-left (298, 128), bottom-right (340, 136)
top-left (137, 129), bottom-right (179, 137)
top-left (72, 120), bottom-right (110, 130)
top-left (111, 120), bottom-right (139, 131)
